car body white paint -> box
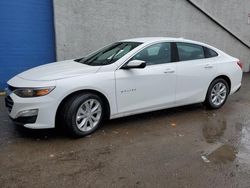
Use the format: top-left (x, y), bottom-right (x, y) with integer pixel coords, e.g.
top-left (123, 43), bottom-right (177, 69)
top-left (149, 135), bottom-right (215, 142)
top-left (6, 37), bottom-right (242, 129)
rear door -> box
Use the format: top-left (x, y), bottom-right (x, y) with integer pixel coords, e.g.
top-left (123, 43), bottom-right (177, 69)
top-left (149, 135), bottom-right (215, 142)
top-left (175, 42), bottom-right (218, 105)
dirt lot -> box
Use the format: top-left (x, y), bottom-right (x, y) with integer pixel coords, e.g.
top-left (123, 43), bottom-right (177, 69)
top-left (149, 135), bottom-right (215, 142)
top-left (0, 74), bottom-right (250, 188)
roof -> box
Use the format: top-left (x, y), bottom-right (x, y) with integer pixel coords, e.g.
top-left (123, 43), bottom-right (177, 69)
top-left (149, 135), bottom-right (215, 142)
top-left (120, 37), bottom-right (218, 51)
top-left (120, 37), bottom-right (188, 43)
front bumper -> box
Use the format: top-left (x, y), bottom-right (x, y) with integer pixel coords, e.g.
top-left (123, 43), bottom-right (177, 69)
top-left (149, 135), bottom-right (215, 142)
top-left (10, 115), bottom-right (38, 125)
top-left (5, 92), bottom-right (57, 129)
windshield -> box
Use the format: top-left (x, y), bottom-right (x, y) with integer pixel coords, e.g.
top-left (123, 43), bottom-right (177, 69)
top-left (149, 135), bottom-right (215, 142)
top-left (75, 42), bottom-right (142, 66)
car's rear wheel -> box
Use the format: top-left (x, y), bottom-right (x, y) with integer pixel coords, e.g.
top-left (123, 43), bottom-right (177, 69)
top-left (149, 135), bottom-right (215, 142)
top-left (205, 78), bottom-right (229, 109)
top-left (60, 93), bottom-right (104, 137)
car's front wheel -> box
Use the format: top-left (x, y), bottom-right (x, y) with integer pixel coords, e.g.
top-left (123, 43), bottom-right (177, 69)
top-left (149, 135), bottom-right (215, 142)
top-left (60, 93), bottom-right (104, 137)
top-left (205, 78), bottom-right (229, 109)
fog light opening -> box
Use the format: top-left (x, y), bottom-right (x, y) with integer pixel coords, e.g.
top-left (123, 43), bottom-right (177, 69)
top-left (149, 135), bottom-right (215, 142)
top-left (16, 109), bottom-right (38, 118)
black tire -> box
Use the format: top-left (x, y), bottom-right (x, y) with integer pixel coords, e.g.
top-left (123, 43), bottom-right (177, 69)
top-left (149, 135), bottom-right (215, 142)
top-left (60, 93), bottom-right (104, 137)
top-left (205, 78), bottom-right (229, 109)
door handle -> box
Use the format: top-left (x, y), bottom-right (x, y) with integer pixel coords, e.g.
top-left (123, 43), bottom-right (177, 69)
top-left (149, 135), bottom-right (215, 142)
top-left (164, 69), bottom-right (175, 73)
top-left (204, 64), bottom-right (213, 69)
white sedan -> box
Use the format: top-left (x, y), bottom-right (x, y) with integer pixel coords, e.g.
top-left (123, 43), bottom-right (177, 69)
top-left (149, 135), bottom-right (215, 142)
top-left (5, 37), bottom-right (243, 137)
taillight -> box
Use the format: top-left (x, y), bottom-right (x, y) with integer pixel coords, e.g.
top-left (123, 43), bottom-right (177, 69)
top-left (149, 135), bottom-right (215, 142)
top-left (237, 61), bottom-right (243, 70)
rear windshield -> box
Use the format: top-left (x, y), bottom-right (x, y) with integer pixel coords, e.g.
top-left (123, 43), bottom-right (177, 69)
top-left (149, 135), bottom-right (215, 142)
top-left (75, 42), bottom-right (142, 66)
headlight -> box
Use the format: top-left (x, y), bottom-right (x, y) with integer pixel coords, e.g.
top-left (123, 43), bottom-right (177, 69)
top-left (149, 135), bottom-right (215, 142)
top-left (13, 87), bottom-right (55, 98)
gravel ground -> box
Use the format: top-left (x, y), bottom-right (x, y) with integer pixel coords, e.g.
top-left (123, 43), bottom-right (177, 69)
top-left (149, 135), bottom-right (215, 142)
top-left (0, 74), bottom-right (250, 188)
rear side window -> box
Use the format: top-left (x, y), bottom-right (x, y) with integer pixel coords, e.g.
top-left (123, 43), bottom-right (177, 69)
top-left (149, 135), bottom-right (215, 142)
top-left (176, 42), bottom-right (205, 61)
top-left (204, 47), bottom-right (218, 58)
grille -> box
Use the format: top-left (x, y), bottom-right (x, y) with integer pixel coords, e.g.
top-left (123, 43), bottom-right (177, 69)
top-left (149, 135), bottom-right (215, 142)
top-left (5, 96), bottom-right (14, 113)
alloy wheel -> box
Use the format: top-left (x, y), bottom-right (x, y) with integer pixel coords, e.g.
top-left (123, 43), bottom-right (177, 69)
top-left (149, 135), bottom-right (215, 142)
top-left (75, 99), bottom-right (102, 132)
top-left (210, 82), bottom-right (227, 106)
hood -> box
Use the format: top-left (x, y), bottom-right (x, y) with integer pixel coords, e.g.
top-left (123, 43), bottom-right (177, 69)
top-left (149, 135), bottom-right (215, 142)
top-left (17, 60), bottom-right (100, 81)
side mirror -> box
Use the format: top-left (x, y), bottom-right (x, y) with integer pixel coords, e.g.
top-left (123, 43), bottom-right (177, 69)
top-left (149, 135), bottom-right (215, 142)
top-left (122, 60), bottom-right (146, 69)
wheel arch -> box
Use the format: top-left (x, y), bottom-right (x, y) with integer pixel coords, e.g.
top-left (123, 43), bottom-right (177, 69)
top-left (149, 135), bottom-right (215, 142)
top-left (206, 75), bottom-right (232, 98)
top-left (212, 75), bottom-right (231, 92)
top-left (55, 89), bottom-right (111, 126)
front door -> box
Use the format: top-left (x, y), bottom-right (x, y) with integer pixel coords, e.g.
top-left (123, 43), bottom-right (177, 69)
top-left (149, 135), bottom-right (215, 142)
top-left (115, 42), bottom-right (177, 114)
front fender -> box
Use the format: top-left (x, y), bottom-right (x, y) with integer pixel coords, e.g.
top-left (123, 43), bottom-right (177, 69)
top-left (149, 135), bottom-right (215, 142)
top-left (54, 72), bottom-right (117, 117)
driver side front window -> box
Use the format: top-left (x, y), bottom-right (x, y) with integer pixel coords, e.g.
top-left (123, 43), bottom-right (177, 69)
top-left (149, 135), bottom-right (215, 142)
top-left (131, 42), bottom-right (171, 65)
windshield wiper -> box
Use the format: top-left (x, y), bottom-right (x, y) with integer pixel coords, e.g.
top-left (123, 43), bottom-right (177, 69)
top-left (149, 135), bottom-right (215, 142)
top-left (74, 58), bottom-right (83, 62)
